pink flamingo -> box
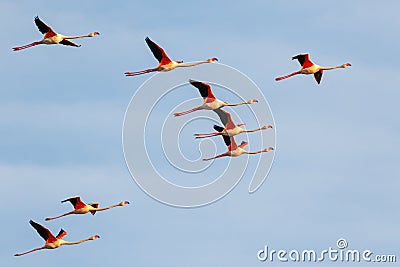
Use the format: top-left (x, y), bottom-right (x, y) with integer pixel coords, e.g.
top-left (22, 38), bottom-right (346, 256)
top-left (275, 53), bottom-right (351, 84)
top-left (203, 135), bottom-right (274, 161)
top-left (14, 220), bottom-right (99, 256)
top-left (194, 108), bottom-right (272, 138)
top-left (45, 196), bottom-right (130, 221)
top-left (13, 16), bottom-right (99, 51)
top-left (125, 37), bottom-right (218, 76)
top-left (174, 80), bottom-right (258, 116)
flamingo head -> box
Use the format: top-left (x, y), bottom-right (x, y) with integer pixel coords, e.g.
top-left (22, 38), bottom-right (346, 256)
top-left (88, 32), bottom-right (100, 37)
top-left (120, 200), bottom-right (130, 206)
top-left (262, 125), bottom-right (273, 130)
top-left (247, 99), bottom-right (258, 104)
top-left (90, 235), bottom-right (100, 240)
top-left (263, 147), bottom-right (274, 153)
top-left (207, 57), bottom-right (218, 62)
top-left (343, 63), bottom-right (351, 68)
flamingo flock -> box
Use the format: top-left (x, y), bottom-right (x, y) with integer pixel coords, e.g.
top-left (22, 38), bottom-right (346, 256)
top-left (12, 15), bottom-right (351, 257)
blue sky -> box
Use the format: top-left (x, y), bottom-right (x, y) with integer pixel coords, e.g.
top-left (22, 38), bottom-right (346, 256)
top-left (1, 0), bottom-right (399, 266)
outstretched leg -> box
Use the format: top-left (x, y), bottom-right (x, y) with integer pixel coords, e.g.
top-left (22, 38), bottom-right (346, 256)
top-left (174, 107), bottom-right (202, 117)
top-left (194, 132), bottom-right (223, 138)
top-left (125, 68), bottom-right (158, 76)
top-left (275, 71), bottom-right (301, 81)
top-left (45, 211), bottom-right (75, 221)
top-left (13, 41), bottom-right (42, 51)
top-left (203, 153), bottom-right (229, 161)
top-left (14, 246), bottom-right (45, 256)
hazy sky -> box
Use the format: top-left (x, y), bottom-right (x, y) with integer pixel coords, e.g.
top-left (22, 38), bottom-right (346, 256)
top-left (1, 1), bottom-right (399, 266)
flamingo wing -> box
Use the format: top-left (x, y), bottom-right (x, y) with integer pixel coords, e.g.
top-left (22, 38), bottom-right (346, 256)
top-left (34, 16), bottom-right (53, 34)
top-left (189, 79), bottom-right (215, 99)
top-left (314, 70), bottom-right (323, 84)
top-left (213, 125), bottom-right (224, 132)
top-left (214, 108), bottom-right (236, 129)
top-left (222, 134), bottom-right (231, 147)
top-left (239, 141), bottom-right (249, 148)
top-left (61, 196), bottom-right (86, 209)
top-left (29, 220), bottom-right (57, 242)
top-left (59, 39), bottom-right (80, 47)
top-left (213, 108), bottom-right (229, 126)
top-left (89, 202), bottom-right (99, 215)
top-left (145, 37), bottom-right (172, 64)
top-left (292, 53), bottom-right (314, 68)
top-left (228, 136), bottom-right (238, 151)
top-left (56, 229), bottom-right (67, 239)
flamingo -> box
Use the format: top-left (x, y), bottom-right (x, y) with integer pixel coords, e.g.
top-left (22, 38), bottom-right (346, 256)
top-left (12, 16), bottom-right (99, 51)
top-left (194, 108), bottom-right (273, 138)
top-left (14, 220), bottom-right (99, 256)
top-left (174, 79), bottom-right (258, 116)
top-left (203, 135), bottom-right (274, 161)
top-left (275, 53), bottom-right (351, 84)
top-left (45, 196), bottom-right (130, 221)
top-left (124, 37), bottom-right (218, 76)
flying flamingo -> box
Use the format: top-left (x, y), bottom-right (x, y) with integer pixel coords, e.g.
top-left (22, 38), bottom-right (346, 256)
top-left (14, 220), bottom-right (99, 256)
top-left (194, 108), bottom-right (273, 138)
top-left (275, 53), bottom-right (351, 84)
top-left (12, 16), bottom-right (99, 51)
top-left (45, 196), bottom-right (130, 221)
top-left (124, 37), bottom-right (218, 76)
top-left (174, 79), bottom-right (258, 116)
top-left (203, 135), bottom-right (274, 161)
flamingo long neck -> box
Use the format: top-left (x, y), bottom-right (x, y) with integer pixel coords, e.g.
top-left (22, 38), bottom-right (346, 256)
top-left (319, 65), bottom-right (346, 71)
top-left (244, 150), bottom-right (263, 155)
top-left (90, 203), bottom-right (120, 212)
top-left (45, 211), bottom-right (75, 221)
top-left (63, 34), bottom-right (91, 40)
top-left (14, 246), bottom-right (45, 256)
top-left (176, 60), bottom-right (209, 68)
top-left (61, 237), bottom-right (92, 245)
top-left (224, 101), bottom-right (252, 107)
top-left (244, 127), bottom-right (263, 133)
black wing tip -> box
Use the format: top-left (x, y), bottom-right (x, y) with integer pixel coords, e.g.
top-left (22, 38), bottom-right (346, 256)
top-left (213, 124), bottom-right (224, 132)
top-left (29, 220), bottom-right (39, 227)
top-left (222, 135), bottom-right (231, 146)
